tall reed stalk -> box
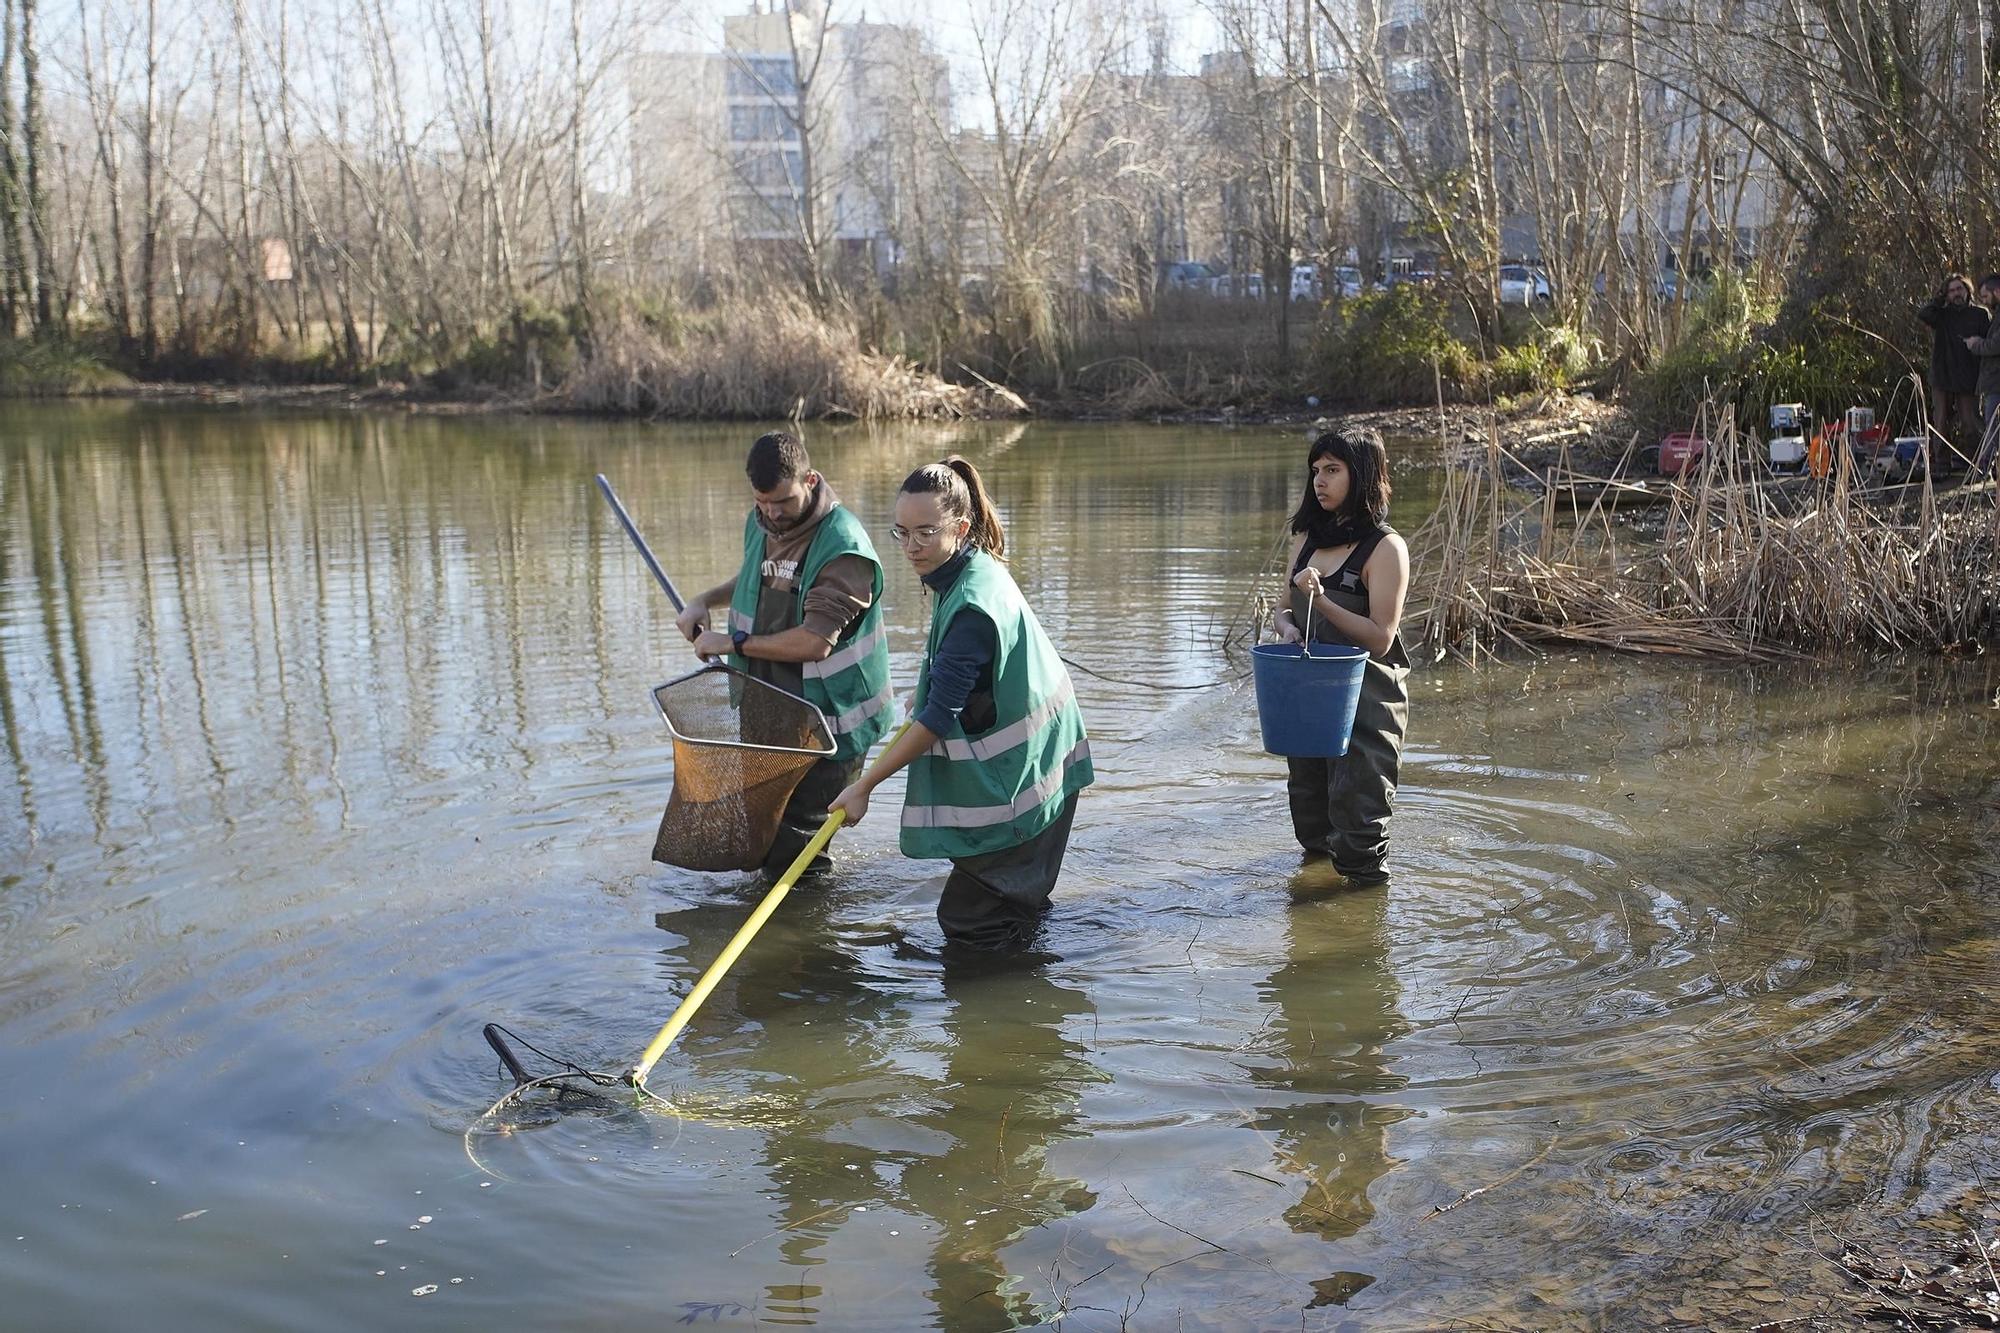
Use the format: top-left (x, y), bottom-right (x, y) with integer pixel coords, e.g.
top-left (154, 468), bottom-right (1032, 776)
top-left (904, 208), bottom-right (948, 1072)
top-left (1406, 408), bottom-right (2000, 659)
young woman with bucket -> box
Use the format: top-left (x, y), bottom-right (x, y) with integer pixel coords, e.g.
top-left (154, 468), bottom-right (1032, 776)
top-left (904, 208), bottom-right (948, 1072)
top-left (829, 457), bottom-right (1095, 951)
top-left (1269, 424), bottom-right (1411, 885)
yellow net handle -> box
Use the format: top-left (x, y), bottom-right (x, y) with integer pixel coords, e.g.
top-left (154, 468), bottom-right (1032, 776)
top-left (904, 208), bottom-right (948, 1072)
top-left (624, 809), bottom-right (846, 1087)
top-left (625, 720), bottom-right (909, 1089)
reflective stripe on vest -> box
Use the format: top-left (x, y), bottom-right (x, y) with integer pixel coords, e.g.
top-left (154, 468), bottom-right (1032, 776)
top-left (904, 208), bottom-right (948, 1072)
top-left (803, 619), bottom-right (885, 680)
top-left (725, 503), bottom-right (892, 763)
top-left (901, 736), bottom-right (1092, 830)
top-left (926, 674), bottom-right (1075, 763)
top-left (828, 683), bottom-right (894, 736)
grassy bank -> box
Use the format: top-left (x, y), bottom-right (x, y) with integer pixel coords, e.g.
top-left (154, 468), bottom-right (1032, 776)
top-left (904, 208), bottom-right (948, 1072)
top-left (0, 286), bottom-right (1619, 421)
top-left (0, 338), bottom-right (130, 396)
top-left (555, 298), bottom-right (1022, 421)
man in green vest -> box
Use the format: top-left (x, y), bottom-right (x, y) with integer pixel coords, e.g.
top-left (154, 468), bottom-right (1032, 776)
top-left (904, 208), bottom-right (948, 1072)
top-left (677, 431), bottom-right (894, 875)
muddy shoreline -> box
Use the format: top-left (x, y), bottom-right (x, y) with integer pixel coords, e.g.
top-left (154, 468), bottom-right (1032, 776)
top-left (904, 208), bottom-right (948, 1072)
top-left (59, 379), bottom-right (1644, 477)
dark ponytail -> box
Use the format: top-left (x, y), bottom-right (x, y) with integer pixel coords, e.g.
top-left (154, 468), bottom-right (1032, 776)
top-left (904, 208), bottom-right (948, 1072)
top-left (899, 454), bottom-right (1007, 559)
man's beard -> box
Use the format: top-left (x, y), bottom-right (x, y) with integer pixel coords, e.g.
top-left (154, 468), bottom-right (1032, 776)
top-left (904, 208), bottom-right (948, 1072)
top-left (767, 482), bottom-right (818, 531)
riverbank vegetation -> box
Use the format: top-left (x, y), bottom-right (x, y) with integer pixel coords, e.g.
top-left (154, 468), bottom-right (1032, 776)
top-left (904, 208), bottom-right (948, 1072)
top-left (0, 0), bottom-right (1983, 427)
top-left (552, 297), bottom-right (1021, 420)
top-left (1407, 415), bottom-right (2000, 659)
top-left (0, 335), bottom-right (126, 395)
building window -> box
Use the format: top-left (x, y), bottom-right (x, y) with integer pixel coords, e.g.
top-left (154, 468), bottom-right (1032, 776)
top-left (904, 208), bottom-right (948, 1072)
top-left (734, 148), bottom-right (805, 189)
top-left (728, 56), bottom-right (798, 97)
top-left (730, 104), bottom-right (799, 141)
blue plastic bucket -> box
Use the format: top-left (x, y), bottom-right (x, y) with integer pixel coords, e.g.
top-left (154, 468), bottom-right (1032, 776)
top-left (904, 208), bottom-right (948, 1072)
top-left (1251, 642), bottom-right (1368, 757)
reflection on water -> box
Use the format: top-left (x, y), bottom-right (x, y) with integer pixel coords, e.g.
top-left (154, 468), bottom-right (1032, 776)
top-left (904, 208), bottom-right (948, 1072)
top-left (656, 891), bottom-right (1100, 1330)
top-left (2, 403), bottom-right (1998, 1330)
top-left (1244, 883), bottom-right (1406, 1264)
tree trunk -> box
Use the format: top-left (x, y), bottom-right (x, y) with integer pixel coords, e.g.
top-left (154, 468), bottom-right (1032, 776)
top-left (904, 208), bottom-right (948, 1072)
top-left (21, 0), bottom-right (52, 330)
top-left (0, 0), bottom-right (24, 334)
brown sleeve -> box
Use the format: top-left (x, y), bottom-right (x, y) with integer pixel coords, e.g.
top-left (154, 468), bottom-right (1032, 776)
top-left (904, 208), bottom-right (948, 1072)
top-left (800, 553), bottom-right (875, 643)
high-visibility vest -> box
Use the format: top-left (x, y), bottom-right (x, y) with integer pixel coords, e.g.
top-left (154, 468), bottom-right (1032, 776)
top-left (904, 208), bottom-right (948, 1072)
top-left (901, 550), bottom-right (1093, 859)
top-left (728, 504), bottom-right (893, 763)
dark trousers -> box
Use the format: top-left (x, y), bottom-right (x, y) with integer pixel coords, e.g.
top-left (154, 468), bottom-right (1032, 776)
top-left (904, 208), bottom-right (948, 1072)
top-left (1286, 660), bottom-right (1409, 883)
top-left (763, 754), bottom-right (864, 878)
top-left (1933, 388), bottom-right (1981, 463)
top-left (936, 793), bottom-right (1079, 951)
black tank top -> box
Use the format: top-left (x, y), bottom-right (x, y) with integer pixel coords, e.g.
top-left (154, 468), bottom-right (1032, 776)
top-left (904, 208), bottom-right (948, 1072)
top-left (1293, 529), bottom-right (1390, 611)
top-left (1290, 527), bottom-right (1410, 666)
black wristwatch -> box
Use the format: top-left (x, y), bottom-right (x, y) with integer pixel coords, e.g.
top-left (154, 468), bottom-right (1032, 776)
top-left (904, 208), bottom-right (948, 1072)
top-left (730, 628), bottom-right (750, 654)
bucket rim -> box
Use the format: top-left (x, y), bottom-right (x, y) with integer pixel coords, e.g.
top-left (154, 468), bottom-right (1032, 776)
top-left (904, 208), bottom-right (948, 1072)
top-left (1250, 640), bottom-right (1368, 660)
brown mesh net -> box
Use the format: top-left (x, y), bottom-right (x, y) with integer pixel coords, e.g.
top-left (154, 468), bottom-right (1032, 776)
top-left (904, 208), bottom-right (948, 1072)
top-left (649, 664), bottom-right (835, 871)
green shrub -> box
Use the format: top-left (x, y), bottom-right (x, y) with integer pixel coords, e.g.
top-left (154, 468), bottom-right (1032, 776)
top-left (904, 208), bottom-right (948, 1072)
top-left (1310, 285), bottom-right (1483, 404)
top-left (1633, 274), bottom-right (1898, 428)
top-left (430, 304), bottom-right (583, 392)
top-left (1733, 327), bottom-right (1895, 424)
top-left (1492, 324), bottom-right (1600, 396)
top-left (0, 337), bottom-right (128, 396)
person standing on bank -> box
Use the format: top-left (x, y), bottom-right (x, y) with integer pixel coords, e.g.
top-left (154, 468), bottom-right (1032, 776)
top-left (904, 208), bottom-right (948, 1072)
top-left (1271, 424), bottom-right (1411, 886)
top-left (1959, 274), bottom-right (2000, 478)
top-left (828, 457), bottom-right (1094, 952)
top-left (677, 431), bottom-right (894, 875)
top-left (1919, 273), bottom-right (1989, 461)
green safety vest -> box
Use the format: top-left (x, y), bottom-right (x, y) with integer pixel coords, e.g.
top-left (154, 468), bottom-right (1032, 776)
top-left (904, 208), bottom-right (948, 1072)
top-left (901, 550), bottom-right (1094, 859)
top-left (728, 504), bottom-right (893, 763)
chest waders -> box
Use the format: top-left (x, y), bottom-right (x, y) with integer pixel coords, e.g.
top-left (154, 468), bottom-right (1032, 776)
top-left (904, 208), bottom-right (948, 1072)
top-left (725, 505), bottom-right (894, 873)
top-left (1286, 531), bottom-right (1410, 883)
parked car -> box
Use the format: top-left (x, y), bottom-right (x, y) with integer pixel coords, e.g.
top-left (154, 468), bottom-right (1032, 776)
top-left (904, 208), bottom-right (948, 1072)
top-left (1499, 264), bottom-right (1552, 304)
top-left (1290, 264), bottom-right (1321, 301)
top-left (1209, 271), bottom-right (1264, 300)
top-left (1331, 265), bottom-right (1367, 299)
top-left (1655, 271), bottom-right (1705, 301)
top-left (1161, 261), bottom-right (1219, 291)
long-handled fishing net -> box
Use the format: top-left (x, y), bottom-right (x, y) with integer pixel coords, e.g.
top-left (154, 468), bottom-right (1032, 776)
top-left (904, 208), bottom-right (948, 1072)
top-left (650, 662), bottom-right (834, 871)
top-left (465, 477), bottom-right (880, 1169)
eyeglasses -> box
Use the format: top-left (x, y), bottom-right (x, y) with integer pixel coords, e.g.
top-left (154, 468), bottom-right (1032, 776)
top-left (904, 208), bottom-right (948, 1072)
top-left (889, 524), bottom-right (946, 546)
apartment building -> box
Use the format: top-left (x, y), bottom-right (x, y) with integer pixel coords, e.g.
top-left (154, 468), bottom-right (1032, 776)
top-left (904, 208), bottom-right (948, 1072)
top-left (630, 1), bottom-right (949, 275)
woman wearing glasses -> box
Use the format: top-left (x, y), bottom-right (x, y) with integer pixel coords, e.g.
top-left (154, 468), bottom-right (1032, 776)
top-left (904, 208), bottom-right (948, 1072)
top-left (829, 456), bottom-right (1094, 951)
top-left (1272, 423), bottom-right (1410, 885)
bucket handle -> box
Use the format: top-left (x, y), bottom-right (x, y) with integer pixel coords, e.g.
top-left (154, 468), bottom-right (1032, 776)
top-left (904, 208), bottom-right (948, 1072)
top-left (1302, 577), bottom-right (1314, 658)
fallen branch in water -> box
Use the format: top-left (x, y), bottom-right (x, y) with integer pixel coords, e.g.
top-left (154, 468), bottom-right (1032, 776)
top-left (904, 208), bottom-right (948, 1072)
top-left (1420, 1127), bottom-right (1559, 1224)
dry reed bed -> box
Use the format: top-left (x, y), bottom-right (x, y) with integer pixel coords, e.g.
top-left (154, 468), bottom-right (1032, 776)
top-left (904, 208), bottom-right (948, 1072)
top-left (1407, 413), bottom-right (2000, 660)
top-left (559, 299), bottom-right (1025, 422)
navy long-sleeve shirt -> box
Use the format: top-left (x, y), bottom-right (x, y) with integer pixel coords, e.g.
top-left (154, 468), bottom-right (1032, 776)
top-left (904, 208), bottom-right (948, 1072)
top-left (915, 547), bottom-right (997, 738)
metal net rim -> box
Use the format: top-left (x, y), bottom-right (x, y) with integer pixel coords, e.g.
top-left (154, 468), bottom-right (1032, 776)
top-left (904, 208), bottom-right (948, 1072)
top-left (649, 663), bottom-right (837, 758)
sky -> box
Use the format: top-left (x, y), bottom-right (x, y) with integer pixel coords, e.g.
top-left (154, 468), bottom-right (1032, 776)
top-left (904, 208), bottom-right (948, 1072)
top-left (651, 0), bottom-right (1229, 102)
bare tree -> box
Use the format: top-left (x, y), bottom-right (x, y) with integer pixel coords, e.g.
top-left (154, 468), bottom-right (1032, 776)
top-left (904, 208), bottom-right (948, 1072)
top-left (20, 0), bottom-right (51, 328)
top-left (0, 0), bottom-right (21, 332)
top-left (921, 0), bottom-right (1131, 376)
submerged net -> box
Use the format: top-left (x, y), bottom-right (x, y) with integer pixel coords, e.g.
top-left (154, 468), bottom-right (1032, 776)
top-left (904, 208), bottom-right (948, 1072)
top-left (650, 664), bottom-right (834, 871)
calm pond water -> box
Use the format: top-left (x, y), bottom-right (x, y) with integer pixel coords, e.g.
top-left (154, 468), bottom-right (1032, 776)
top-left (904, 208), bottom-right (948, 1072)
top-left (2, 403), bottom-right (1998, 1331)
